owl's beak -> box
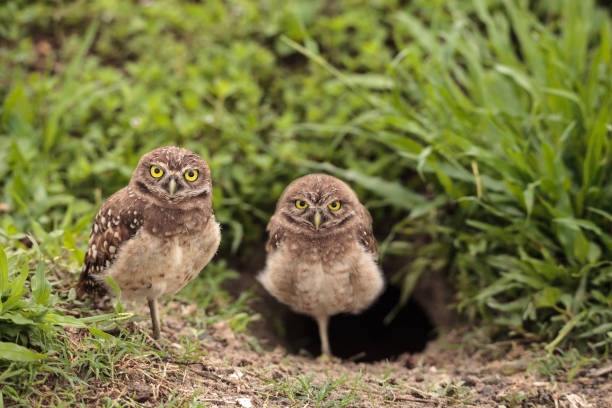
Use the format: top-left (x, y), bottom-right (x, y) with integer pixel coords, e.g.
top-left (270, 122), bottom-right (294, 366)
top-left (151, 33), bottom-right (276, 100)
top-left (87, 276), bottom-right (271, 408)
top-left (168, 178), bottom-right (177, 197)
top-left (313, 211), bottom-right (322, 231)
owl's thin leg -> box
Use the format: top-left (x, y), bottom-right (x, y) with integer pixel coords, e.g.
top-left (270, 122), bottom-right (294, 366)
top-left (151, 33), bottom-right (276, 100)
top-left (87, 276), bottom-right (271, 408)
top-left (316, 315), bottom-right (331, 356)
top-left (148, 298), bottom-right (161, 340)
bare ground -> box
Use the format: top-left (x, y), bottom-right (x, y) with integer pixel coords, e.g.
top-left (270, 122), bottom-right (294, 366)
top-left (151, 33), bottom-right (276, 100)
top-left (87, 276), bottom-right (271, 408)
top-left (47, 299), bottom-right (611, 408)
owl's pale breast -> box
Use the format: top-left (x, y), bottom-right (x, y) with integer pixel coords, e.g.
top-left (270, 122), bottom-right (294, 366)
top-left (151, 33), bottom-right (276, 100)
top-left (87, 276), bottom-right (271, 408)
top-left (258, 237), bottom-right (384, 318)
top-left (99, 217), bottom-right (220, 300)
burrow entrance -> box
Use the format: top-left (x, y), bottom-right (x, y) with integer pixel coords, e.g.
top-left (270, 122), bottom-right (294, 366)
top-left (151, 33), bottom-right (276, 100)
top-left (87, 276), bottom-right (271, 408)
top-left (269, 285), bottom-right (436, 362)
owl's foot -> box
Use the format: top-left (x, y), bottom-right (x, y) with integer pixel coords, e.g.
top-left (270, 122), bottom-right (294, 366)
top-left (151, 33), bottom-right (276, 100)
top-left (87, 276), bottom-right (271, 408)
top-left (317, 353), bottom-right (331, 363)
top-left (316, 353), bottom-right (341, 364)
top-left (317, 353), bottom-right (330, 363)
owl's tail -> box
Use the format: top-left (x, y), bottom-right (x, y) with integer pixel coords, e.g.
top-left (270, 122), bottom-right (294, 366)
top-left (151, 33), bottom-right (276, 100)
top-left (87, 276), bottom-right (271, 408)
top-left (76, 267), bottom-right (108, 301)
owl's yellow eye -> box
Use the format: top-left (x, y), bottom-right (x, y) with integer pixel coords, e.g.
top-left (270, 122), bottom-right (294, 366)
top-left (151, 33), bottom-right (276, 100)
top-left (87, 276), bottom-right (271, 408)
top-left (150, 166), bottom-right (164, 178)
top-left (184, 169), bottom-right (199, 182)
top-left (295, 200), bottom-right (308, 209)
top-left (328, 201), bottom-right (341, 211)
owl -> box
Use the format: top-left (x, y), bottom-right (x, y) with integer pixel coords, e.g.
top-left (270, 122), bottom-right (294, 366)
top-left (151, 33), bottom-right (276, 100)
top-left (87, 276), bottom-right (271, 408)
top-left (258, 174), bottom-right (384, 356)
top-left (77, 146), bottom-right (221, 339)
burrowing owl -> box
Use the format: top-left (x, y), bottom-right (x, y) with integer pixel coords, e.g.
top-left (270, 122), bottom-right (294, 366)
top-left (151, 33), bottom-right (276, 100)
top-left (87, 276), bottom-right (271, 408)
top-left (258, 174), bottom-right (384, 356)
top-left (77, 146), bottom-right (221, 339)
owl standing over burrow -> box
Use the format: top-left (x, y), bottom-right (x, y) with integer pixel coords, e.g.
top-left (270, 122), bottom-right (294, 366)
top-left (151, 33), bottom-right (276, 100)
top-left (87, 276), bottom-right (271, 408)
top-left (77, 146), bottom-right (221, 339)
top-left (258, 174), bottom-right (384, 357)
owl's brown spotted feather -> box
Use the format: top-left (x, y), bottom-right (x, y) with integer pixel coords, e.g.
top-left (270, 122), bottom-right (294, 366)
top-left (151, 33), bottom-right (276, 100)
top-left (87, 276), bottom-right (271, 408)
top-left (265, 218), bottom-right (285, 253)
top-left (355, 207), bottom-right (377, 259)
top-left (77, 186), bottom-right (144, 298)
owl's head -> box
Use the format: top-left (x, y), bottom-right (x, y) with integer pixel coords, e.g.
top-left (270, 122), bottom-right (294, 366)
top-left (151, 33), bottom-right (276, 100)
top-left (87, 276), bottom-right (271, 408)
top-left (275, 174), bottom-right (363, 235)
top-left (130, 146), bottom-right (212, 207)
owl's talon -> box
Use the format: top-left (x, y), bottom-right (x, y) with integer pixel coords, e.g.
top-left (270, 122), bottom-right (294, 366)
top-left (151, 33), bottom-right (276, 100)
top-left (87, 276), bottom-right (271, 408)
top-left (317, 354), bottom-right (342, 364)
top-left (317, 353), bottom-right (332, 363)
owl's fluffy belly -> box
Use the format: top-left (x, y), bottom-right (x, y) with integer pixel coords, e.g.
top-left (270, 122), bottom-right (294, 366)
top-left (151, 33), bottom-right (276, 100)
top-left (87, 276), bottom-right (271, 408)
top-left (258, 243), bottom-right (384, 317)
top-left (99, 219), bottom-right (220, 300)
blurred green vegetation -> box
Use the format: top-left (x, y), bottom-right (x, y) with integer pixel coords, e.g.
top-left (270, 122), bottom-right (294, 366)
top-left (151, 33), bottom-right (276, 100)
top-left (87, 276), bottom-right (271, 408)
top-left (0, 0), bottom-right (410, 255)
top-left (1, 0), bottom-right (611, 369)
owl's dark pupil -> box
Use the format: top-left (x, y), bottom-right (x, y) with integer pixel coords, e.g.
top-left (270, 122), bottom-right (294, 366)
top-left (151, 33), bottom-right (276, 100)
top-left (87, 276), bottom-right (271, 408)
top-left (188, 171), bottom-right (194, 177)
top-left (153, 168), bottom-right (160, 174)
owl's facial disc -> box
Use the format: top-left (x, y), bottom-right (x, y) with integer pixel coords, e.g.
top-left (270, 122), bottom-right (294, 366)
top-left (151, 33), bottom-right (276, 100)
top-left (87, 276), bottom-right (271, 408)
top-left (131, 147), bottom-right (212, 208)
top-left (287, 196), bottom-right (352, 232)
top-left (137, 162), bottom-right (210, 205)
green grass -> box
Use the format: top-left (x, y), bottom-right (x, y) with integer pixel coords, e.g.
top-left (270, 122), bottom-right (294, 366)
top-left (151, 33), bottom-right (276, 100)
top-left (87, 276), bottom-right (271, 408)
top-left (267, 373), bottom-right (358, 407)
top-left (0, 208), bottom-right (260, 403)
top-left (1, 0), bottom-right (612, 404)
top-left (0, 0), bottom-right (405, 255)
top-left (0, 224), bottom-right (257, 406)
top-left (362, 0), bottom-right (612, 353)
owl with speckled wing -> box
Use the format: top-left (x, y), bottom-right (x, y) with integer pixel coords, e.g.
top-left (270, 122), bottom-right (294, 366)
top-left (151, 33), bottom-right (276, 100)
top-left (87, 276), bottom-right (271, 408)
top-left (258, 174), bottom-right (384, 357)
top-left (77, 146), bottom-right (220, 339)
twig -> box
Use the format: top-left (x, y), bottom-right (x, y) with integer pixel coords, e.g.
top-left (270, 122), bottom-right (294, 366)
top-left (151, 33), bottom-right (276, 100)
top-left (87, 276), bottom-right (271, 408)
top-left (589, 364), bottom-right (612, 377)
top-left (347, 351), bottom-right (366, 362)
top-left (187, 366), bottom-right (234, 384)
top-left (199, 398), bottom-right (236, 405)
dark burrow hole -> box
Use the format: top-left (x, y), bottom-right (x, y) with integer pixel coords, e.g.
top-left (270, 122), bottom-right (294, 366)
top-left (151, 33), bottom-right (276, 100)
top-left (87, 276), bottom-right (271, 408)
top-left (277, 285), bottom-right (436, 362)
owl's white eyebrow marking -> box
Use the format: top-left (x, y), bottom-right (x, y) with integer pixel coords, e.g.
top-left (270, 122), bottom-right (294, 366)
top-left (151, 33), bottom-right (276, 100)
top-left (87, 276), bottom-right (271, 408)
top-left (180, 166), bottom-right (197, 173)
top-left (299, 191), bottom-right (318, 202)
top-left (319, 188), bottom-right (338, 202)
top-left (300, 188), bottom-right (338, 204)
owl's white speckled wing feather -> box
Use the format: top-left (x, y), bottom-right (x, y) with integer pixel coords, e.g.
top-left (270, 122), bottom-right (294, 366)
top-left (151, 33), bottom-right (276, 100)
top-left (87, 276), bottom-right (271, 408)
top-left (355, 206), bottom-right (378, 260)
top-left (77, 187), bottom-right (144, 298)
top-left (265, 216), bottom-right (285, 254)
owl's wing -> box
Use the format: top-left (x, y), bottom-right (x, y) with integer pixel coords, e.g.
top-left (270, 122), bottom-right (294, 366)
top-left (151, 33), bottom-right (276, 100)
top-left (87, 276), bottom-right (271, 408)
top-left (356, 206), bottom-right (378, 260)
top-left (265, 215), bottom-right (285, 253)
top-left (77, 187), bottom-right (144, 298)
